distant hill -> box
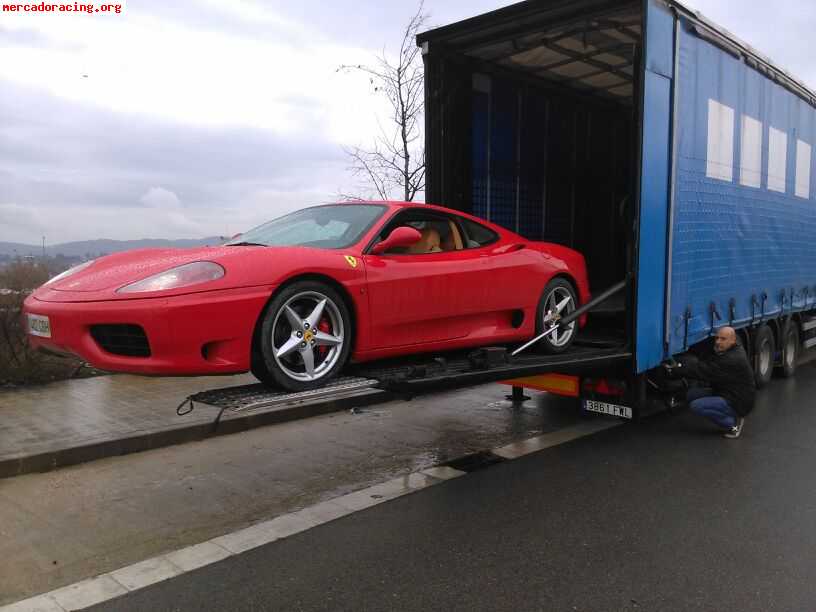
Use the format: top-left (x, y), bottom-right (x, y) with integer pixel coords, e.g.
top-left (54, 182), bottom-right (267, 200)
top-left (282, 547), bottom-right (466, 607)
top-left (0, 237), bottom-right (225, 258)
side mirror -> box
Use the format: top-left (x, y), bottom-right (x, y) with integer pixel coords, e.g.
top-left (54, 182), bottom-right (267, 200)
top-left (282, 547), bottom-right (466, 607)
top-left (371, 226), bottom-right (422, 255)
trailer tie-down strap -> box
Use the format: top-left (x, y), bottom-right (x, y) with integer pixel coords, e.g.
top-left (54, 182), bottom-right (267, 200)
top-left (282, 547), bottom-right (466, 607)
top-left (176, 396), bottom-right (195, 416)
top-left (709, 302), bottom-right (721, 334)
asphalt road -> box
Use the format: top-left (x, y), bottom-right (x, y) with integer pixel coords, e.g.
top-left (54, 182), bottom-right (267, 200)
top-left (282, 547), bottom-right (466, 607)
top-left (90, 363), bottom-right (816, 612)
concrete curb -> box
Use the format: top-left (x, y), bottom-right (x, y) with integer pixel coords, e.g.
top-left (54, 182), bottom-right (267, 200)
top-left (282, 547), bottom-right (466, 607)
top-left (0, 388), bottom-right (391, 480)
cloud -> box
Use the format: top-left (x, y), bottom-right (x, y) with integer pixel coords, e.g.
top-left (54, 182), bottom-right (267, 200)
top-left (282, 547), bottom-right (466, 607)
top-left (0, 203), bottom-right (42, 236)
top-left (2, 0), bottom-right (813, 248)
top-left (0, 4), bottom-right (386, 140)
top-left (0, 80), bottom-right (368, 244)
top-left (0, 25), bottom-right (84, 51)
top-left (140, 187), bottom-right (181, 209)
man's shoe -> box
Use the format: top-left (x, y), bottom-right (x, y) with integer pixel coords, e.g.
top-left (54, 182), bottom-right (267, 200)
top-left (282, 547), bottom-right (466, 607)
top-left (724, 417), bottom-right (744, 439)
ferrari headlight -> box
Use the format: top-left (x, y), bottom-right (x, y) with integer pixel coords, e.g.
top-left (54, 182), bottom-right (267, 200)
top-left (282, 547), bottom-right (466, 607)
top-left (117, 261), bottom-right (225, 294)
top-left (46, 260), bottom-right (96, 286)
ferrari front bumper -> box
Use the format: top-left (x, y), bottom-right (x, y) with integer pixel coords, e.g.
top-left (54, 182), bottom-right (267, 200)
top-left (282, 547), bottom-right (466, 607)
top-left (22, 287), bottom-right (273, 375)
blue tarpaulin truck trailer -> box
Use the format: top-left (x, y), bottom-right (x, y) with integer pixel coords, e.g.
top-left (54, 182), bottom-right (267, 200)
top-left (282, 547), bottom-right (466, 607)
top-left (418, 0), bottom-right (816, 413)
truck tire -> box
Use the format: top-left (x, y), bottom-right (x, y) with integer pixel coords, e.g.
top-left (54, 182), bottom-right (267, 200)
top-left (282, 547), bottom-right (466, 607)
top-left (752, 325), bottom-right (775, 389)
top-left (775, 320), bottom-right (799, 378)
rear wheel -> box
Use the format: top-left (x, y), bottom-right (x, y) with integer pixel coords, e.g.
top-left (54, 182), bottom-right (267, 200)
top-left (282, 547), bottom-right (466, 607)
top-left (534, 278), bottom-right (578, 354)
top-left (258, 281), bottom-right (352, 391)
top-left (776, 320), bottom-right (799, 378)
top-left (752, 324), bottom-right (775, 389)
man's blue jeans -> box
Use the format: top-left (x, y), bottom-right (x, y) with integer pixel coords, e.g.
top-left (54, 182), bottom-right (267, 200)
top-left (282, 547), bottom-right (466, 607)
top-left (687, 387), bottom-right (737, 430)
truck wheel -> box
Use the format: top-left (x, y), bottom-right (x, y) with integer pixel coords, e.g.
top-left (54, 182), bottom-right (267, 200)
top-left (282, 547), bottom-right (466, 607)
top-left (752, 325), bottom-right (775, 389)
top-left (775, 321), bottom-right (799, 378)
top-left (535, 278), bottom-right (578, 354)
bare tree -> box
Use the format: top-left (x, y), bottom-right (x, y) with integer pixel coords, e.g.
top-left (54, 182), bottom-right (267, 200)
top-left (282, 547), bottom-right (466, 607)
top-left (339, 3), bottom-right (427, 202)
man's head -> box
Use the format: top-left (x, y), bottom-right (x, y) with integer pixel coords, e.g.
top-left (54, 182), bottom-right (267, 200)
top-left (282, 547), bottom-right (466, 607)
top-left (714, 326), bottom-right (737, 354)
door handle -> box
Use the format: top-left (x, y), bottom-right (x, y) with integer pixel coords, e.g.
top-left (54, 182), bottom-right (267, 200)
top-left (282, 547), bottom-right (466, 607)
top-left (491, 243), bottom-right (526, 255)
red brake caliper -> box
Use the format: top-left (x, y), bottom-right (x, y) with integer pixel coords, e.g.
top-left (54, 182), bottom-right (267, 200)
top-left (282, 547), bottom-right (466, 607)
top-left (317, 318), bottom-right (331, 359)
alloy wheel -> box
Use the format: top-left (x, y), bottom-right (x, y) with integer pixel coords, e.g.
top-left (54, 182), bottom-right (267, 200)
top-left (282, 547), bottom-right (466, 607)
top-left (541, 286), bottom-right (576, 347)
top-left (270, 291), bottom-right (345, 382)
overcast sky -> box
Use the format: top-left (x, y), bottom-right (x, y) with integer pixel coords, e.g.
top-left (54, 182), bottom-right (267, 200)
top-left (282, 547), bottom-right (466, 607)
top-left (1, 0), bottom-right (814, 244)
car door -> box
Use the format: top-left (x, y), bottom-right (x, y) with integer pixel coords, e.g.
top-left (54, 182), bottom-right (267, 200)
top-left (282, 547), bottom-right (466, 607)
top-left (457, 216), bottom-right (544, 332)
top-left (362, 209), bottom-right (491, 349)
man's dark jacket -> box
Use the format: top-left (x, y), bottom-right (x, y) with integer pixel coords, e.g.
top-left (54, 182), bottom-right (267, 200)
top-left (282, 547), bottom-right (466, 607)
top-left (681, 344), bottom-right (756, 416)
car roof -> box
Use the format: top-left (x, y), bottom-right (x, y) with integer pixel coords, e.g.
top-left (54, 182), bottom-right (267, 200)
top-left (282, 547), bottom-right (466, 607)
top-left (324, 200), bottom-right (517, 241)
top-left (330, 200), bottom-right (496, 221)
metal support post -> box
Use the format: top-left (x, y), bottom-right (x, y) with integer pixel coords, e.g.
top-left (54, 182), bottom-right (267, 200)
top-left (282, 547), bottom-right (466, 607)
top-left (506, 385), bottom-right (531, 403)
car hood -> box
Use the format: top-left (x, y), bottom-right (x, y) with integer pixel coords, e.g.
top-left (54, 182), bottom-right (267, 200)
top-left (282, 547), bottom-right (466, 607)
top-left (48, 247), bottom-right (242, 292)
top-left (31, 244), bottom-right (365, 303)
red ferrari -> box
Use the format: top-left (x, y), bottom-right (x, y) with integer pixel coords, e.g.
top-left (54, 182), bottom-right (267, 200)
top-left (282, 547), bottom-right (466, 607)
top-left (23, 202), bottom-right (590, 391)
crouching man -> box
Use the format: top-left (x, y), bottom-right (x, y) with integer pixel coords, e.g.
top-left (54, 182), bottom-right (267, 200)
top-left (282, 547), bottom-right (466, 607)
top-left (669, 327), bottom-right (756, 439)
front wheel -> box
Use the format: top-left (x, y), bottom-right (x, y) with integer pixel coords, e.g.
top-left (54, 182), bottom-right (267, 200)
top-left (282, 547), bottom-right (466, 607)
top-left (534, 278), bottom-right (578, 354)
top-left (258, 281), bottom-right (352, 391)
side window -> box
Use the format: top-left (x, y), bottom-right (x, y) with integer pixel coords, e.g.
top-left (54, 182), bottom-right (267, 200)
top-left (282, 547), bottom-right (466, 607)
top-left (459, 218), bottom-right (499, 248)
top-left (375, 210), bottom-right (464, 254)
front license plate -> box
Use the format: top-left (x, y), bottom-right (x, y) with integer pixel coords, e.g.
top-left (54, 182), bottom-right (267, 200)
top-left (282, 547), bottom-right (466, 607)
top-left (27, 314), bottom-right (52, 338)
top-left (583, 399), bottom-right (632, 419)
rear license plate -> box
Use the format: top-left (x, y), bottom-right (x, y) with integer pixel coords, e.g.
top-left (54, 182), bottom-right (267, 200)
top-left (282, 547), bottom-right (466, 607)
top-left (583, 399), bottom-right (632, 419)
top-left (27, 314), bottom-right (51, 338)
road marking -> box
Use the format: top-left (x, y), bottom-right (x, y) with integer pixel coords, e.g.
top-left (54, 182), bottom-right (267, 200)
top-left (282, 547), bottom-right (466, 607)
top-left (292, 500), bottom-right (354, 525)
top-left (109, 557), bottom-right (183, 592)
top-left (50, 576), bottom-right (128, 611)
top-left (492, 420), bottom-right (622, 459)
top-left (420, 466), bottom-right (466, 480)
top-left (0, 595), bottom-right (64, 612)
top-left (163, 542), bottom-right (232, 572)
top-left (212, 512), bottom-right (316, 555)
top-left (0, 418), bottom-right (619, 611)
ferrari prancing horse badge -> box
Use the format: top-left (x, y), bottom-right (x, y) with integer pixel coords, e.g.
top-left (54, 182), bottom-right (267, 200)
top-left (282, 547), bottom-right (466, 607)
top-left (344, 255), bottom-right (357, 268)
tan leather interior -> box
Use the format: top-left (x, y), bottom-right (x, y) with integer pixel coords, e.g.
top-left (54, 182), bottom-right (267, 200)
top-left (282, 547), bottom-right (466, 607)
top-left (442, 221), bottom-right (463, 251)
top-left (405, 227), bottom-right (442, 254)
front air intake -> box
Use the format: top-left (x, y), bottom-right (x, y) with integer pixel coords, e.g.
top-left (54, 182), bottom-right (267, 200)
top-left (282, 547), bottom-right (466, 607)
top-left (90, 324), bottom-right (151, 357)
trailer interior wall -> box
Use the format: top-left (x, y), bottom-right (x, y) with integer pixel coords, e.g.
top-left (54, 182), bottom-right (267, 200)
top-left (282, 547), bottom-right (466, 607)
top-left (667, 15), bottom-right (816, 355)
top-left (469, 73), bottom-right (635, 297)
top-left (421, 0), bottom-right (643, 348)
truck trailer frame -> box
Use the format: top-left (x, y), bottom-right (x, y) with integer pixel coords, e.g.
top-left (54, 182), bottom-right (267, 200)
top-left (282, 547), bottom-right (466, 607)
top-left (417, 0), bottom-right (816, 406)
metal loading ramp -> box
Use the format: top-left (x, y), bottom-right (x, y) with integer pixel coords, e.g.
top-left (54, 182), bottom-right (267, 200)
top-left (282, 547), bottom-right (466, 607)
top-left (187, 376), bottom-right (381, 413)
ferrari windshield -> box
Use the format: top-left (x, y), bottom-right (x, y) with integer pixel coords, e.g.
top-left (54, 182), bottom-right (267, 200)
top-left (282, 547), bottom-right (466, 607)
top-left (225, 204), bottom-right (387, 249)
